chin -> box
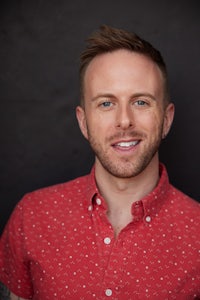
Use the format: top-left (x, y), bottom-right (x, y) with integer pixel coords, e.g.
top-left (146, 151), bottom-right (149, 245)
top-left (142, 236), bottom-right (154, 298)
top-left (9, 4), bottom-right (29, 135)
top-left (103, 163), bottom-right (147, 179)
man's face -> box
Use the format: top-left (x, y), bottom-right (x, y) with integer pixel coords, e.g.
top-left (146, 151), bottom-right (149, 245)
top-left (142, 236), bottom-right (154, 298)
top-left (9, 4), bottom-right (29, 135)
top-left (76, 50), bottom-right (174, 178)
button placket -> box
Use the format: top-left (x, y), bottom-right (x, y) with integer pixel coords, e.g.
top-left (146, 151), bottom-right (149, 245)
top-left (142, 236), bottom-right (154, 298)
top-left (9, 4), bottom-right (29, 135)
top-left (92, 196), bottom-right (118, 298)
top-left (101, 239), bottom-right (126, 299)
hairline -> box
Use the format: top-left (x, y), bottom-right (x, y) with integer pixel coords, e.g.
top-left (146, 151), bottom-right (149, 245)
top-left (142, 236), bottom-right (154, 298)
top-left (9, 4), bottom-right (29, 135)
top-left (80, 49), bottom-right (170, 108)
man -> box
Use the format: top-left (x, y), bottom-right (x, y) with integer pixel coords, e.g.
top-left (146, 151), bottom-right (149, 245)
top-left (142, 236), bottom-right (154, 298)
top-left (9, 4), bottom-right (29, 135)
top-left (0, 25), bottom-right (199, 300)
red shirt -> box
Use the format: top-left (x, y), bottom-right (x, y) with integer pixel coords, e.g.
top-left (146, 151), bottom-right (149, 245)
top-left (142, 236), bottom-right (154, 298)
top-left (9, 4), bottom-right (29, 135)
top-left (0, 164), bottom-right (200, 300)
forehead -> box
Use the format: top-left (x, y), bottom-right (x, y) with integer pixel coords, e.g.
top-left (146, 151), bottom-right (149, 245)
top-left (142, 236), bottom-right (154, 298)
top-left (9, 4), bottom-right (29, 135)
top-left (83, 49), bottom-right (165, 98)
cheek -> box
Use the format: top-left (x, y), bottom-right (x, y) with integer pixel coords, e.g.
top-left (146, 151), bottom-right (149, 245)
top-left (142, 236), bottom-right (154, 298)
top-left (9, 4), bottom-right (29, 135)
top-left (88, 113), bottom-right (113, 132)
top-left (136, 111), bottom-right (164, 134)
top-left (86, 120), bottom-right (105, 141)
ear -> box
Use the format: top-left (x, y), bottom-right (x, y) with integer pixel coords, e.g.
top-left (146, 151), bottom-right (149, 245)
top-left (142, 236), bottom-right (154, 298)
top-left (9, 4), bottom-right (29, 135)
top-left (162, 102), bottom-right (175, 139)
top-left (76, 106), bottom-right (89, 140)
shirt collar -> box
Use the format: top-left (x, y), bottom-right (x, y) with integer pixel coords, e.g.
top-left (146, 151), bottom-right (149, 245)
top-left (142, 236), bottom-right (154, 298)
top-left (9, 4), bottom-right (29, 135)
top-left (138, 163), bottom-right (170, 222)
top-left (85, 166), bottom-right (98, 206)
top-left (85, 163), bottom-right (170, 221)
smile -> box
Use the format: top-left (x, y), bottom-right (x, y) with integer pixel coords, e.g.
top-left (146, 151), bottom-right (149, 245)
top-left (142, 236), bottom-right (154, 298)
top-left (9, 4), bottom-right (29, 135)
top-left (112, 140), bottom-right (140, 151)
top-left (115, 141), bottom-right (139, 147)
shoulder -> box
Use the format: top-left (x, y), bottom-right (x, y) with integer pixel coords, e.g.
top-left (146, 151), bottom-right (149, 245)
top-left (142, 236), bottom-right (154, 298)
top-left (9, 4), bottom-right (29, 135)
top-left (31, 172), bottom-right (90, 196)
top-left (5, 172), bottom-right (93, 227)
top-left (19, 172), bottom-right (91, 207)
top-left (164, 184), bottom-right (200, 233)
top-left (169, 185), bottom-right (200, 214)
top-left (1, 172), bottom-right (94, 249)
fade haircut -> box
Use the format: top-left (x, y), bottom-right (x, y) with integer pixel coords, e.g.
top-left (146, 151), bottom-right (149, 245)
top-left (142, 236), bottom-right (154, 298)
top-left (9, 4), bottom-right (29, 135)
top-left (80, 25), bottom-right (170, 106)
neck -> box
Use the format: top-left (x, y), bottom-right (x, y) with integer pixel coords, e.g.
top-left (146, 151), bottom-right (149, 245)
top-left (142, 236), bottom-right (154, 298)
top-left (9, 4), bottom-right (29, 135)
top-left (94, 155), bottom-right (160, 235)
top-left (95, 155), bottom-right (160, 205)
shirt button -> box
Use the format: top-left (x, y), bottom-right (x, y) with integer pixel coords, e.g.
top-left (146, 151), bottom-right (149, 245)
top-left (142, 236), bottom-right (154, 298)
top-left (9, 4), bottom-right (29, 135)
top-left (96, 198), bottom-right (101, 205)
top-left (105, 289), bottom-right (112, 296)
top-left (145, 215), bottom-right (151, 222)
top-left (104, 237), bottom-right (111, 245)
top-left (88, 205), bottom-right (93, 211)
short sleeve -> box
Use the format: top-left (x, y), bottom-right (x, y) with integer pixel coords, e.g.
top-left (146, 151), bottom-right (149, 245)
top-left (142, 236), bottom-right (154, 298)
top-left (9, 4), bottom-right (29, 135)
top-left (0, 199), bottom-right (33, 299)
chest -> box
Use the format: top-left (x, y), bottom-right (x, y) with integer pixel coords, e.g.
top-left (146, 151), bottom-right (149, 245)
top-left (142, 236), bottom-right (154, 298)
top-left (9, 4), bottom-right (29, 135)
top-left (24, 210), bottom-right (199, 299)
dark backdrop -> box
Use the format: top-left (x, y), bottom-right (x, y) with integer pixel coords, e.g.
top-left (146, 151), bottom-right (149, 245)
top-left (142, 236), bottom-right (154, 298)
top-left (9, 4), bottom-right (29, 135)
top-left (0, 0), bottom-right (200, 233)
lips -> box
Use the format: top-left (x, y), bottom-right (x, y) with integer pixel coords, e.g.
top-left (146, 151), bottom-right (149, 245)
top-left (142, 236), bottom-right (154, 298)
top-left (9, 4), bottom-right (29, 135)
top-left (115, 141), bottom-right (139, 147)
top-left (112, 140), bottom-right (140, 150)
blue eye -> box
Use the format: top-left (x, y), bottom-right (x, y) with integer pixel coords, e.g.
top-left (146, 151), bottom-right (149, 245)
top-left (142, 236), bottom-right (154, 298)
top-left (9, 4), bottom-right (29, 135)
top-left (102, 101), bottom-right (112, 107)
top-left (136, 100), bottom-right (146, 106)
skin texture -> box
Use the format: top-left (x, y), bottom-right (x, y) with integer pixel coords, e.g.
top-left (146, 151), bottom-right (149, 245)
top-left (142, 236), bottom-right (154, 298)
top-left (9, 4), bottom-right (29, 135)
top-left (76, 49), bottom-right (174, 181)
top-left (76, 50), bottom-right (174, 234)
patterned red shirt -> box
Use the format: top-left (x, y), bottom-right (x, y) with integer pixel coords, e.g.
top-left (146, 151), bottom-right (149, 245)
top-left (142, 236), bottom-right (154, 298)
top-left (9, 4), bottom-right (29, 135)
top-left (0, 164), bottom-right (200, 300)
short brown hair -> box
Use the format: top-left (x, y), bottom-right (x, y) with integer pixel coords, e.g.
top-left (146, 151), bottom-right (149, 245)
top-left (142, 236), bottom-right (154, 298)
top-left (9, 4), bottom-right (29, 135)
top-left (80, 25), bottom-right (170, 105)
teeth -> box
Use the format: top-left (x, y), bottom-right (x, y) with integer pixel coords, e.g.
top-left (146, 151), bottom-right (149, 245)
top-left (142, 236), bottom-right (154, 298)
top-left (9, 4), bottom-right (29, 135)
top-left (116, 141), bottom-right (138, 147)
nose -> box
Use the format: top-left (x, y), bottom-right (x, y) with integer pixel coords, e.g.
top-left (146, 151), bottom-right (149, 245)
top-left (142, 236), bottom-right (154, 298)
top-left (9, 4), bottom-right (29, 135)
top-left (116, 104), bottom-right (134, 130)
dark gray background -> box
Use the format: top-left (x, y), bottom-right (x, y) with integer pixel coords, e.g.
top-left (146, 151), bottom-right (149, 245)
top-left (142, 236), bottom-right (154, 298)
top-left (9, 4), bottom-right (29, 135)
top-left (0, 0), bottom-right (199, 233)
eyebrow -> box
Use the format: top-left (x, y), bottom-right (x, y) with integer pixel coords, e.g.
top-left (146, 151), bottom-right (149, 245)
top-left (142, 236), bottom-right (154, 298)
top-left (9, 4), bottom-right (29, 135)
top-left (91, 93), bottom-right (115, 102)
top-left (131, 92), bottom-right (156, 101)
top-left (91, 92), bottom-right (156, 102)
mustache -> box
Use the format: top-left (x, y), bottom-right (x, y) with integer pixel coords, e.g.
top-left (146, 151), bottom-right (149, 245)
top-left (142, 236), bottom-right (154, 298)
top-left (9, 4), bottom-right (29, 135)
top-left (107, 130), bottom-right (147, 142)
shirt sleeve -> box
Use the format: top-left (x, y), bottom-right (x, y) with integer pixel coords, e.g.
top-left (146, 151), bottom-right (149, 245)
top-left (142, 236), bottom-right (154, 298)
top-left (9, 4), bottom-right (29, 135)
top-left (0, 199), bottom-right (33, 299)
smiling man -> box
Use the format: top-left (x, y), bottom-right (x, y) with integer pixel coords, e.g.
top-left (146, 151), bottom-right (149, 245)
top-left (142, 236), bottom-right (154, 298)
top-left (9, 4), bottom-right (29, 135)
top-left (0, 25), bottom-right (200, 300)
